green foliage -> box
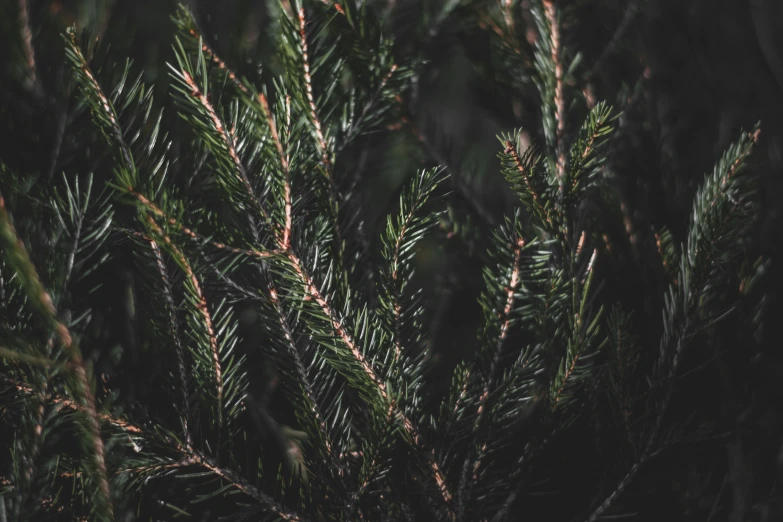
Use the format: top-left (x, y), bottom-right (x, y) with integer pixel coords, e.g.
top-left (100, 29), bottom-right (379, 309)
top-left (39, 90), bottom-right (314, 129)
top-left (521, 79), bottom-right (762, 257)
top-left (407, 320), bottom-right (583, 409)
top-left (0, 1), bottom-right (767, 521)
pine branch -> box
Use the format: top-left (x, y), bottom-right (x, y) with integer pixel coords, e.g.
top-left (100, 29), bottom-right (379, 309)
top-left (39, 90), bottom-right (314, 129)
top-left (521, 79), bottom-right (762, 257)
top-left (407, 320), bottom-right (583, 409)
top-left (173, 11), bottom-right (250, 97)
top-left (646, 127), bottom-right (760, 451)
top-left (296, 7), bottom-right (330, 169)
top-left (380, 168), bottom-right (446, 360)
top-left (550, 249), bottom-right (600, 408)
top-left (178, 449), bottom-right (305, 522)
top-left (144, 216), bottom-right (224, 428)
top-left (291, 6), bottom-right (346, 281)
top-left (542, 0), bottom-right (565, 181)
top-left (69, 11), bottom-right (456, 512)
top-left (500, 136), bottom-right (554, 230)
top-left (584, 127), bottom-right (760, 521)
top-left (258, 93), bottom-right (294, 249)
top-left (468, 235), bottom-right (526, 477)
top-left (267, 284), bottom-right (340, 472)
top-left (282, 250), bottom-right (456, 512)
top-left (130, 189), bottom-right (275, 260)
top-left (274, 158), bottom-right (456, 512)
top-left (64, 28), bottom-right (134, 171)
top-left (9, 378), bottom-right (305, 521)
top-left (176, 69), bottom-right (271, 229)
top-left (5, 379), bottom-right (143, 435)
top-left (345, 400), bottom-right (396, 519)
top-left (148, 238), bottom-right (192, 444)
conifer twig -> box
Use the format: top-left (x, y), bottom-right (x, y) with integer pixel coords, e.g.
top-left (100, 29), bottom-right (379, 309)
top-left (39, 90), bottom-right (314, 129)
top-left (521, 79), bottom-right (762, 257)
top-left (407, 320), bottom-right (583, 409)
top-left (388, 176), bottom-right (436, 360)
top-left (345, 400), bottom-right (396, 518)
top-left (181, 12), bottom-right (292, 253)
top-left (148, 239), bottom-right (192, 444)
top-left (294, 7), bottom-right (346, 275)
top-left (456, 237), bottom-right (526, 520)
top-left (297, 8), bottom-right (329, 168)
top-left (145, 216), bottom-right (223, 427)
top-left (286, 252), bottom-right (385, 392)
top-left (169, 22), bottom-right (453, 508)
top-left (10, 377), bottom-right (304, 521)
top-left (7, 379), bottom-right (143, 434)
top-left (285, 249), bottom-right (455, 511)
top-left (258, 93), bottom-right (293, 249)
top-left (472, 237), bottom-right (526, 455)
top-left (585, 129), bottom-right (760, 521)
top-left (180, 71), bottom-right (268, 221)
top-left (504, 139), bottom-right (554, 228)
top-left (67, 29), bottom-right (134, 171)
top-left (129, 189), bottom-right (274, 260)
top-left (543, 0), bottom-right (566, 181)
top-left (186, 27), bottom-right (250, 96)
top-left (178, 449), bottom-right (305, 522)
top-left (268, 285), bottom-right (337, 467)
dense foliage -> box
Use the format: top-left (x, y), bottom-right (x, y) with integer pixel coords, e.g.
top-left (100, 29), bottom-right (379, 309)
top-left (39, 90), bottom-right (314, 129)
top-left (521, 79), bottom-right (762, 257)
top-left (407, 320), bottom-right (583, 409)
top-left (1, 1), bottom-right (779, 521)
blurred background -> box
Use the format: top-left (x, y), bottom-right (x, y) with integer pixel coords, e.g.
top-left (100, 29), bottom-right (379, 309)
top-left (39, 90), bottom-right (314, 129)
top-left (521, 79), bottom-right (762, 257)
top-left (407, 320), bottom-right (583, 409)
top-left (2, 0), bottom-right (783, 519)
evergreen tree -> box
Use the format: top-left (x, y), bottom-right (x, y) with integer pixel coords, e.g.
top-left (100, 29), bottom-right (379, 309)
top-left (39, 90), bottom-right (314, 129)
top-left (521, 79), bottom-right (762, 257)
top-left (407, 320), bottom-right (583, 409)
top-left (0, 1), bottom-right (776, 521)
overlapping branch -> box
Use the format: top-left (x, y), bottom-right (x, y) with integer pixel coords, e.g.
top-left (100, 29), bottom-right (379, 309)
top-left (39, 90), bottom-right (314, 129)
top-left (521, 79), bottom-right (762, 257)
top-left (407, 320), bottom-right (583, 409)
top-left (0, 193), bottom-right (113, 519)
top-left (144, 216), bottom-right (223, 427)
top-left (10, 378), bottom-right (305, 522)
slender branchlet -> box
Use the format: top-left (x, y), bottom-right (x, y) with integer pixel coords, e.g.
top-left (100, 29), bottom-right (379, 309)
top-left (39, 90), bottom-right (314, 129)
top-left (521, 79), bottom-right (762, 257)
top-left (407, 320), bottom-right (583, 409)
top-left (268, 285), bottom-right (336, 464)
top-left (585, 129), bottom-right (760, 521)
top-left (258, 93), bottom-right (293, 249)
top-left (180, 448), bottom-right (305, 521)
top-left (130, 189), bottom-right (274, 259)
top-left (180, 71), bottom-right (270, 222)
top-left (8, 379), bottom-right (142, 434)
top-left (12, 377), bottom-right (303, 521)
top-left (186, 27), bottom-right (250, 95)
top-left (346, 400), bottom-right (396, 518)
top-left (503, 140), bottom-right (554, 228)
top-left (296, 8), bottom-right (330, 167)
top-left (20, 4), bottom-right (761, 521)
top-left (66, 30), bottom-right (134, 171)
top-left (294, 7), bottom-right (347, 279)
top-left (284, 251), bottom-right (455, 509)
top-left (169, 16), bottom-right (454, 507)
top-left (543, 0), bottom-right (566, 181)
top-left (455, 234), bottom-right (528, 520)
top-left (145, 215), bottom-right (223, 427)
top-left (286, 252), bottom-right (384, 393)
top-left (471, 237), bottom-right (526, 469)
top-left (149, 239), bottom-right (192, 444)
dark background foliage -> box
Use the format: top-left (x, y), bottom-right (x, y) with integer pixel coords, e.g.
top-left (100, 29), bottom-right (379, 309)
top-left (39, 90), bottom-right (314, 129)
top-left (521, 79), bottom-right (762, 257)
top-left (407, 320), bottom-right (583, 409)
top-left (2, 0), bottom-right (783, 520)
